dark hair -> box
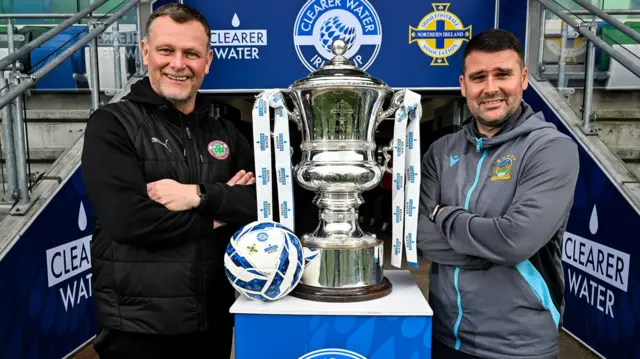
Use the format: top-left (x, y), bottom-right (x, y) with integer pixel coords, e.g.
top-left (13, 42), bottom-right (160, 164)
top-left (462, 29), bottom-right (524, 73)
top-left (145, 3), bottom-right (211, 46)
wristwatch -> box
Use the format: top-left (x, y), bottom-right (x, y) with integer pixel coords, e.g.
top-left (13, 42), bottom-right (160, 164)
top-left (429, 204), bottom-right (443, 222)
top-left (196, 184), bottom-right (207, 209)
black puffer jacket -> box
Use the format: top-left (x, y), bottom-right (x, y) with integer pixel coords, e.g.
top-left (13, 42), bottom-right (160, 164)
top-left (81, 77), bottom-right (257, 335)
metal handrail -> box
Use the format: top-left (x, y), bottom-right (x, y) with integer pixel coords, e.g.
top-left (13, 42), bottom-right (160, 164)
top-left (0, 0), bottom-right (141, 110)
top-left (572, 0), bottom-right (640, 44)
top-left (564, 9), bottom-right (640, 15)
top-left (0, 13), bottom-right (109, 19)
top-left (0, 0), bottom-right (109, 71)
top-left (536, 0), bottom-right (640, 78)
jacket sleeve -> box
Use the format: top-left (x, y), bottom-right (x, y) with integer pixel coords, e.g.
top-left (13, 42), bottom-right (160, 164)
top-left (435, 137), bottom-right (579, 266)
top-left (81, 110), bottom-right (215, 245)
top-left (417, 142), bottom-right (493, 270)
top-left (200, 122), bottom-right (257, 225)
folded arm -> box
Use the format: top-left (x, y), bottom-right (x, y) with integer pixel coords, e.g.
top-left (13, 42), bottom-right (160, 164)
top-left (436, 138), bottom-right (579, 266)
top-left (199, 124), bottom-right (257, 225)
top-left (417, 142), bottom-right (493, 270)
top-left (81, 110), bottom-right (215, 245)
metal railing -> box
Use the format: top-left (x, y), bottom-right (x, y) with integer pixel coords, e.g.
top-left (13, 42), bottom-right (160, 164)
top-left (534, 0), bottom-right (640, 134)
top-left (0, 0), bottom-right (145, 216)
top-left (0, 0), bottom-right (109, 72)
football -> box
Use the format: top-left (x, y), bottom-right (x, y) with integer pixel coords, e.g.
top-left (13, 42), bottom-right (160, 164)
top-left (224, 221), bottom-right (304, 301)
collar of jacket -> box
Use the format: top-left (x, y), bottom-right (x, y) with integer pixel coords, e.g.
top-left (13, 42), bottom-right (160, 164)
top-left (123, 77), bottom-right (211, 127)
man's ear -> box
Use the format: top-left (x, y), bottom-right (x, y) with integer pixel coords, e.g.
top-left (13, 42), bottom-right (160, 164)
top-left (521, 66), bottom-right (529, 91)
top-left (459, 74), bottom-right (466, 98)
top-left (205, 48), bottom-right (213, 74)
top-left (140, 37), bottom-right (149, 66)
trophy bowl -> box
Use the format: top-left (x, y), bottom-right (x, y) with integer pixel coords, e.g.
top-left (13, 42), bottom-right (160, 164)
top-left (277, 39), bottom-right (405, 302)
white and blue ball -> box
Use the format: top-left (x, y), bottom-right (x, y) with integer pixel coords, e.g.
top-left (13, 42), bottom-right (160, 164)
top-left (224, 221), bottom-right (304, 301)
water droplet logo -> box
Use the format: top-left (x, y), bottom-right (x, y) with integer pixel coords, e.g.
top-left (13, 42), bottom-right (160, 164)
top-left (78, 202), bottom-right (87, 232)
top-left (589, 204), bottom-right (598, 235)
top-left (232, 13), bottom-right (240, 28)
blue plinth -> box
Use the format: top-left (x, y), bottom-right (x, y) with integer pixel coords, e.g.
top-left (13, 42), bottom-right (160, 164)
top-left (231, 270), bottom-right (433, 359)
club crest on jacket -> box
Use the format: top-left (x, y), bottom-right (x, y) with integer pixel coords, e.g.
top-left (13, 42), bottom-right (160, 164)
top-left (207, 140), bottom-right (229, 160)
top-left (491, 154), bottom-right (516, 181)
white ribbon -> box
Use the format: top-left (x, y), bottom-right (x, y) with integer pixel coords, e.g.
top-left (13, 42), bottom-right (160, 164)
top-left (390, 90), bottom-right (422, 268)
top-left (251, 91), bottom-right (295, 232)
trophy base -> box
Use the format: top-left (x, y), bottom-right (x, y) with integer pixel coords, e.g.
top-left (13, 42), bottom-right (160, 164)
top-left (290, 277), bottom-right (392, 303)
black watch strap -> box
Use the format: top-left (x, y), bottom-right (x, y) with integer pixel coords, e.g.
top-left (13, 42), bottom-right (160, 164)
top-left (196, 184), bottom-right (207, 209)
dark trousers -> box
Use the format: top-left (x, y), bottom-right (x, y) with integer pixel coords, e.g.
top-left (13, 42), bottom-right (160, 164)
top-left (93, 327), bottom-right (233, 359)
top-left (432, 339), bottom-right (484, 359)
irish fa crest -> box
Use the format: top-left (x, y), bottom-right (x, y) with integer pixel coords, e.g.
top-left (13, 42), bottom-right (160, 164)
top-left (491, 155), bottom-right (516, 181)
top-left (409, 3), bottom-right (472, 66)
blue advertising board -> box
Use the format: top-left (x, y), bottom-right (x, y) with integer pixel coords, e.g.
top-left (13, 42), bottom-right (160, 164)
top-left (232, 270), bottom-right (433, 359)
top-left (0, 167), bottom-right (97, 359)
top-left (236, 314), bottom-right (432, 359)
top-left (525, 86), bottom-right (640, 359)
top-left (186, 0), bottom-right (498, 92)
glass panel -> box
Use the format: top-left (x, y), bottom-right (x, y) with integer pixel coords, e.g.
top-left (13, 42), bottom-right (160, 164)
top-left (534, 0), bottom-right (640, 179)
top-left (0, 0), bottom-right (138, 213)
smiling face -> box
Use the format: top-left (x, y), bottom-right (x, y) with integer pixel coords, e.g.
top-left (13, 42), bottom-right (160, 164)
top-left (140, 16), bottom-right (213, 113)
top-left (460, 49), bottom-right (528, 133)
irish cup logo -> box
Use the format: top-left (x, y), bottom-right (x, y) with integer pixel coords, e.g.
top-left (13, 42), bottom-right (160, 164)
top-left (293, 0), bottom-right (382, 72)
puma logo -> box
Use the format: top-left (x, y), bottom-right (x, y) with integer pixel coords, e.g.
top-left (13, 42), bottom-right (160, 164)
top-left (151, 137), bottom-right (172, 153)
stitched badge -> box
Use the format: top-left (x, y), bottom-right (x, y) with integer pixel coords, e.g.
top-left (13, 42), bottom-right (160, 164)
top-left (491, 154), bottom-right (516, 181)
top-left (207, 140), bottom-right (229, 160)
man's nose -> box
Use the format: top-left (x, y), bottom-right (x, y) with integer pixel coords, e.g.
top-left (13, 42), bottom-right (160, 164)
top-left (169, 53), bottom-right (186, 69)
top-left (484, 76), bottom-right (499, 93)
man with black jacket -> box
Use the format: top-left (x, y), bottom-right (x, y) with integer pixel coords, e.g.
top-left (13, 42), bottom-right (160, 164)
top-left (81, 4), bottom-right (256, 358)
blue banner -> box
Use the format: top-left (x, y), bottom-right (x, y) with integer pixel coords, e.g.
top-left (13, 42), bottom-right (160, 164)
top-left (525, 87), bottom-right (640, 359)
top-left (0, 168), bottom-right (98, 359)
top-left (235, 314), bottom-right (432, 359)
top-left (186, 0), bottom-right (497, 92)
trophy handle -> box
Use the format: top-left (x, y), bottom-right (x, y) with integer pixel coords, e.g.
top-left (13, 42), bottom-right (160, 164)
top-left (375, 91), bottom-right (404, 129)
top-left (381, 139), bottom-right (394, 174)
top-left (278, 89), bottom-right (303, 133)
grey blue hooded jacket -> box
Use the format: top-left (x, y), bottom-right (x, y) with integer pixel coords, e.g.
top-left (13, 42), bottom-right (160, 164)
top-left (417, 102), bottom-right (579, 358)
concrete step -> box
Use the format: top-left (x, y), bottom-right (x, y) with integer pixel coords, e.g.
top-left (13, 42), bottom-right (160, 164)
top-left (593, 120), bottom-right (640, 151)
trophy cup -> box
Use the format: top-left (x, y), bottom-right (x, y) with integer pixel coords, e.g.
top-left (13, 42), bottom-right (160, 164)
top-left (251, 39), bottom-right (422, 303)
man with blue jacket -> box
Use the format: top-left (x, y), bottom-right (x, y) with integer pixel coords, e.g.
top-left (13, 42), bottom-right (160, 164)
top-left (417, 29), bottom-right (579, 359)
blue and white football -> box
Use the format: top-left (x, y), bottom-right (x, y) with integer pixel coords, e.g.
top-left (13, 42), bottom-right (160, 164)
top-left (224, 220), bottom-right (304, 301)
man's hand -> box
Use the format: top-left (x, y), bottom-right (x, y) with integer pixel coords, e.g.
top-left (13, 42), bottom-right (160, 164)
top-left (147, 179), bottom-right (200, 211)
top-left (227, 170), bottom-right (255, 186)
top-left (212, 170), bottom-right (256, 229)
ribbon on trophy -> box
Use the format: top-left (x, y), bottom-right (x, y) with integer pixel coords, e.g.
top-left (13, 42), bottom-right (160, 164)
top-left (251, 90), bottom-right (296, 232)
top-left (390, 90), bottom-right (422, 268)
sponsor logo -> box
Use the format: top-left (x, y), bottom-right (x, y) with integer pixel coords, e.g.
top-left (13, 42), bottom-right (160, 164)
top-left (211, 13), bottom-right (266, 60)
top-left (293, 0), bottom-right (382, 71)
top-left (299, 348), bottom-right (367, 359)
top-left (45, 203), bottom-right (93, 311)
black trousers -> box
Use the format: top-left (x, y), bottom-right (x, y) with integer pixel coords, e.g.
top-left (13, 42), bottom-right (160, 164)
top-left (93, 327), bottom-right (233, 359)
top-left (432, 339), bottom-right (484, 359)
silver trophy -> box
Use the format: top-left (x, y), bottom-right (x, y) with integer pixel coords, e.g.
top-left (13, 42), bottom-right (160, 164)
top-left (258, 39), bottom-right (408, 302)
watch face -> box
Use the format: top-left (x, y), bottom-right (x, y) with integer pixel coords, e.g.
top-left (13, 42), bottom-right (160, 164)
top-left (198, 184), bottom-right (207, 195)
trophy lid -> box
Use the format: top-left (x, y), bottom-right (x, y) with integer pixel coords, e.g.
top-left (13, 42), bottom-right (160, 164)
top-left (289, 39), bottom-right (388, 89)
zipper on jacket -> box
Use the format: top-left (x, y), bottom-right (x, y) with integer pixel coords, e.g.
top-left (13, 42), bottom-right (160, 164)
top-left (453, 144), bottom-right (488, 350)
top-left (181, 117), bottom-right (205, 331)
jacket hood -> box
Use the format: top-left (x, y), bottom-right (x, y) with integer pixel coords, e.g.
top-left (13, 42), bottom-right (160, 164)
top-left (463, 101), bottom-right (556, 152)
top-left (123, 77), bottom-right (210, 121)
